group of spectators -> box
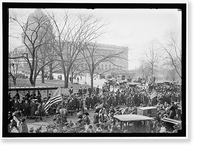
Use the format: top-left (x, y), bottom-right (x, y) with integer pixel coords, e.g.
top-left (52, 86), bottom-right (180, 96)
top-left (8, 81), bottom-right (182, 133)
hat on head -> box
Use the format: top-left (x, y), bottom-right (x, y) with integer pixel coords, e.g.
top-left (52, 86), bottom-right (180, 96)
top-left (21, 117), bottom-right (26, 123)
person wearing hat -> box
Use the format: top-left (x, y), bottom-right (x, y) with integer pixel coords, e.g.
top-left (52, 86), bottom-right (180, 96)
top-left (78, 86), bottom-right (83, 96)
top-left (30, 99), bottom-right (36, 119)
top-left (93, 110), bottom-right (99, 124)
top-left (47, 93), bottom-right (51, 100)
top-left (96, 85), bottom-right (100, 95)
top-left (169, 101), bottom-right (177, 119)
top-left (69, 86), bottom-right (73, 95)
top-left (83, 112), bottom-right (90, 125)
top-left (22, 99), bottom-right (30, 117)
top-left (14, 90), bottom-right (20, 100)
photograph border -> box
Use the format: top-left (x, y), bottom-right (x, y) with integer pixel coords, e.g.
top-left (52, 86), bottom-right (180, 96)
top-left (2, 2), bottom-right (187, 138)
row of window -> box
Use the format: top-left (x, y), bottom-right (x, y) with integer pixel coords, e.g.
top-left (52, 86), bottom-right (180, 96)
top-left (78, 63), bottom-right (126, 70)
top-left (97, 64), bottom-right (126, 70)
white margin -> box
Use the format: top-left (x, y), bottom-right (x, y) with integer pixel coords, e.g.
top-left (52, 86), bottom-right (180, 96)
top-left (1, 0), bottom-right (189, 140)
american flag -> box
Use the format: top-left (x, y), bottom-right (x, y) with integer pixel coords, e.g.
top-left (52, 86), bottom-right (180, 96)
top-left (150, 89), bottom-right (157, 100)
top-left (43, 87), bottom-right (62, 114)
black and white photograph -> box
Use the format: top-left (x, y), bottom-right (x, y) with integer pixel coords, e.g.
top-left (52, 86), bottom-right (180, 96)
top-left (2, 2), bottom-right (187, 138)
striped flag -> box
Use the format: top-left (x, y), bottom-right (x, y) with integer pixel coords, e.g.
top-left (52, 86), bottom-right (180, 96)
top-left (44, 87), bottom-right (62, 114)
top-left (150, 89), bottom-right (157, 100)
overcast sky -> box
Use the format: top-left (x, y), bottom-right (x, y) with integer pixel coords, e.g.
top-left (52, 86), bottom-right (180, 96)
top-left (9, 8), bottom-right (181, 70)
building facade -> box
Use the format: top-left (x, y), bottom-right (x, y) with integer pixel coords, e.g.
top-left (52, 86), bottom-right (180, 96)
top-left (93, 43), bottom-right (128, 73)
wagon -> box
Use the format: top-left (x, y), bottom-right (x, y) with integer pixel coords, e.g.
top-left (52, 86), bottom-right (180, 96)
top-left (113, 114), bottom-right (154, 133)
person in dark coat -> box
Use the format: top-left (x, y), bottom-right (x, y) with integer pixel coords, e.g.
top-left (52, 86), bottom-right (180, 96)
top-left (25, 91), bottom-right (30, 100)
top-left (83, 87), bottom-right (87, 94)
top-left (96, 86), bottom-right (100, 95)
top-left (78, 87), bottom-right (83, 96)
top-left (85, 95), bottom-right (90, 110)
top-left (47, 93), bottom-right (51, 101)
top-left (22, 100), bottom-right (30, 116)
top-left (69, 87), bottom-right (73, 95)
top-left (134, 93), bottom-right (139, 107)
top-left (169, 101), bottom-right (178, 119)
top-left (83, 112), bottom-right (90, 125)
top-left (93, 110), bottom-right (99, 124)
top-left (30, 99), bottom-right (37, 118)
top-left (14, 90), bottom-right (20, 100)
top-left (13, 99), bottom-right (20, 111)
top-left (88, 87), bottom-right (92, 97)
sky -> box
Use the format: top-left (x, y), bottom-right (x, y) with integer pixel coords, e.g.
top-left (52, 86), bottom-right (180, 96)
top-left (9, 8), bottom-right (181, 70)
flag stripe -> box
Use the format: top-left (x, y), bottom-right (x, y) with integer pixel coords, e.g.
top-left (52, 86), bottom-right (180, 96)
top-left (44, 95), bottom-right (62, 107)
top-left (44, 96), bottom-right (62, 111)
top-left (44, 95), bottom-right (62, 113)
top-left (44, 96), bottom-right (62, 110)
top-left (47, 98), bottom-right (63, 107)
top-left (150, 90), bottom-right (157, 99)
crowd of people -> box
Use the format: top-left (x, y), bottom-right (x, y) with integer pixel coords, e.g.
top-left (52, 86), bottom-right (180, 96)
top-left (7, 81), bottom-right (182, 133)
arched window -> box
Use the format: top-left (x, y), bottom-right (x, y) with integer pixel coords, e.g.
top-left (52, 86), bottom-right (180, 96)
top-left (109, 65), bottom-right (111, 70)
top-left (105, 64), bottom-right (107, 70)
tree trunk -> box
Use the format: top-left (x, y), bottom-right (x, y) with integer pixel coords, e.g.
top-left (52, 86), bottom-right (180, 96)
top-left (30, 79), bottom-right (35, 86)
top-left (29, 73), bottom-right (36, 86)
top-left (29, 73), bottom-right (35, 86)
top-left (41, 67), bottom-right (45, 83)
top-left (65, 71), bottom-right (70, 88)
top-left (90, 71), bottom-right (94, 92)
top-left (13, 76), bottom-right (16, 86)
top-left (49, 63), bottom-right (53, 80)
top-left (71, 72), bottom-right (74, 84)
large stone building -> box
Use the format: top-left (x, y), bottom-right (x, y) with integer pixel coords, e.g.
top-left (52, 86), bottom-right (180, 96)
top-left (81, 43), bottom-right (129, 74)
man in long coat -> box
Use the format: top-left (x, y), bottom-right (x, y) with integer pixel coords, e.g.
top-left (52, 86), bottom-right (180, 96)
top-left (30, 99), bottom-right (37, 118)
top-left (22, 100), bottom-right (30, 116)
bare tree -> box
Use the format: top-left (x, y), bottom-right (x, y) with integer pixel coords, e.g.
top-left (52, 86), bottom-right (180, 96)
top-left (81, 42), bottom-right (125, 91)
top-left (138, 59), bottom-right (149, 79)
top-left (47, 12), bottom-right (105, 88)
top-left (157, 32), bottom-right (182, 79)
top-left (12, 9), bottom-right (54, 86)
top-left (69, 59), bottom-right (88, 83)
top-left (144, 42), bottom-right (160, 80)
top-left (8, 51), bottom-right (20, 86)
